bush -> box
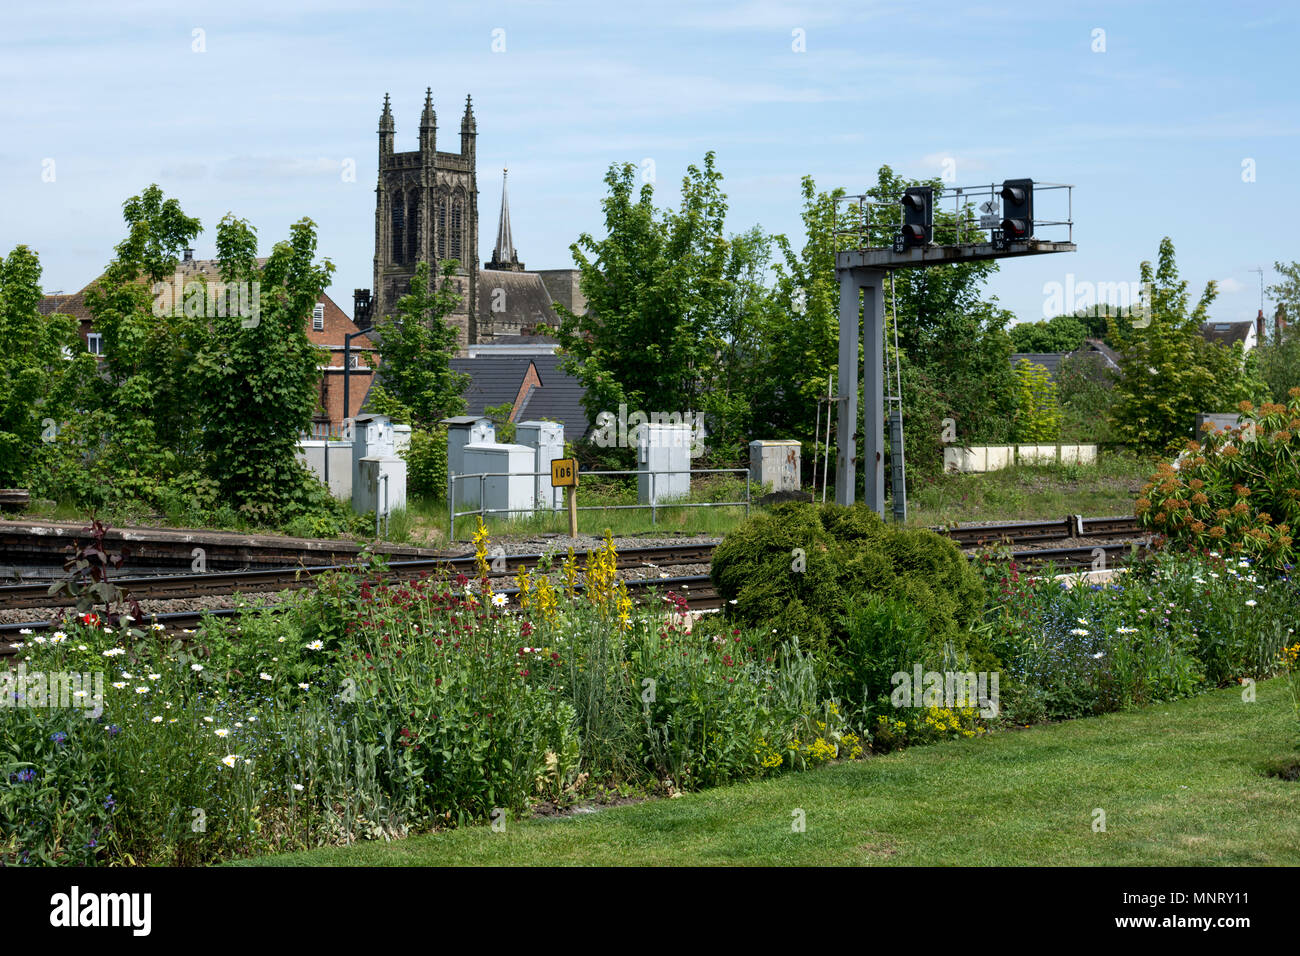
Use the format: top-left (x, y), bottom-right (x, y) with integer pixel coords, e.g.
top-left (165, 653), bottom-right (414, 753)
top-left (835, 592), bottom-right (939, 712)
top-left (1012, 358), bottom-right (1061, 442)
top-left (1138, 393), bottom-right (1300, 570)
top-left (709, 503), bottom-right (986, 684)
top-left (402, 425), bottom-right (448, 501)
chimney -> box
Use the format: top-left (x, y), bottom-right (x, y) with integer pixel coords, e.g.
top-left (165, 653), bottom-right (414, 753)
top-left (353, 288), bottom-right (373, 327)
top-left (182, 247), bottom-right (193, 262)
top-left (1277, 303), bottom-right (1288, 344)
top-left (1257, 308), bottom-right (1265, 344)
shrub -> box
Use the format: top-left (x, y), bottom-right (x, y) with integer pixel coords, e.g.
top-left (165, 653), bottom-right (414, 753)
top-left (1012, 358), bottom-right (1061, 442)
top-left (835, 592), bottom-right (937, 713)
top-left (709, 503), bottom-right (985, 683)
top-left (402, 425), bottom-right (448, 501)
top-left (1138, 392), bottom-right (1300, 570)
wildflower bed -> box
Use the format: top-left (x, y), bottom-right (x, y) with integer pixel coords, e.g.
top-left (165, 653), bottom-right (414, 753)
top-left (0, 528), bottom-right (852, 865)
top-left (3, 519), bottom-right (1298, 866)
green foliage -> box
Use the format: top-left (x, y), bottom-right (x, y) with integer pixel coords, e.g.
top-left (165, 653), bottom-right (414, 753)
top-left (1137, 393), bottom-right (1300, 571)
top-left (365, 260), bottom-right (468, 427)
top-left (709, 503), bottom-right (985, 679)
top-left (835, 593), bottom-right (939, 713)
top-left (14, 184), bottom-right (345, 530)
top-left (192, 214), bottom-right (334, 523)
top-left (483, 401), bottom-right (516, 444)
top-left (0, 246), bottom-right (96, 488)
top-left (1108, 238), bottom-right (1264, 452)
top-left (1266, 259), bottom-right (1300, 330)
top-left (401, 425), bottom-right (448, 500)
top-left (1056, 353), bottom-right (1117, 443)
top-left (1009, 314), bottom-right (1087, 353)
top-left (1255, 321), bottom-right (1300, 403)
top-left (1012, 359), bottom-right (1061, 442)
top-left (976, 547), bottom-right (1295, 721)
top-left (1, 550), bottom-right (852, 864)
top-left (556, 153), bottom-right (732, 442)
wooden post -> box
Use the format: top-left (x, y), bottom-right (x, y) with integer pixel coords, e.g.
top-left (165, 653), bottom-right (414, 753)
top-left (566, 484), bottom-right (578, 538)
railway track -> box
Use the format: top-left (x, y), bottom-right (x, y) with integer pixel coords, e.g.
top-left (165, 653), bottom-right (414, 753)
top-left (0, 515), bottom-right (1149, 642)
top-left (0, 573), bottom-right (721, 644)
top-left (0, 543), bottom-right (717, 611)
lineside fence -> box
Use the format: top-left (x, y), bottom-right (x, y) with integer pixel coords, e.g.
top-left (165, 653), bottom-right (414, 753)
top-left (449, 468), bottom-right (750, 541)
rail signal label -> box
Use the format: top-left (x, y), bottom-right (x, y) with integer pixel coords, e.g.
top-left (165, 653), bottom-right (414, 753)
top-left (551, 458), bottom-right (578, 487)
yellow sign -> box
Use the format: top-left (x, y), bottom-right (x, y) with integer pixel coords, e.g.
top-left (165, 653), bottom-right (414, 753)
top-left (551, 458), bottom-right (578, 487)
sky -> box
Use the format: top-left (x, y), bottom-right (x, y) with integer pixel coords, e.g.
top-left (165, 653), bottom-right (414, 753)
top-left (2, 0), bottom-right (1297, 326)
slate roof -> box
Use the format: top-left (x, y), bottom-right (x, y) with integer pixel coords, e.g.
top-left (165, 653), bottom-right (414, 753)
top-left (1201, 320), bottom-right (1254, 346)
top-left (476, 269), bottom-right (559, 332)
top-left (1011, 339), bottom-right (1121, 381)
top-left (451, 354), bottom-right (589, 441)
top-left (1010, 352), bottom-right (1066, 378)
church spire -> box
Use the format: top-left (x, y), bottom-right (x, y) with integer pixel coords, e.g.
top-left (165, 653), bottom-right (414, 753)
top-left (420, 87), bottom-right (436, 129)
top-left (378, 92), bottom-right (394, 156)
top-left (486, 167), bottom-right (523, 271)
top-left (460, 93), bottom-right (476, 156)
top-left (419, 87), bottom-right (436, 153)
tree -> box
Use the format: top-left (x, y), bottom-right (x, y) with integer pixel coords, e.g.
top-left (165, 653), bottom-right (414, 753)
top-left (1056, 352), bottom-right (1117, 444)
top-left (1012, 359), bottom-right (1061, 442)
top-left (83, 184), bottom-right (205, 504)
top-left (366, 260), bottom-right (469, 427)
top-left (746, 178), bottom-right (841, 465)
top-left (1256, 323), bottom-right (1300, 403)
top-left (0, 246), bottom-right (95, 488)
top-left (1009, 315), bottom-right (1087, 353)
top-left (1108, 238), bottom-right (1263, 452)
top-left (555, 153), bottom-right (735, 458)
top-left (751, 169), bottom-right (1017, 481)
top-left (191, 214), bottom-right (334, 522)
top-left (1267, 259), bottom-right (1300, 332)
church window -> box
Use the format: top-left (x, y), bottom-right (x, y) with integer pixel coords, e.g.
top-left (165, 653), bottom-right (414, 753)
top-left (391, 193), bottom-right (406, 265)
top-left (450, 200), bottom-right (462, 261)
top-left (407, 196), bottom-right (421, 264)
top-left (437, 198), bottom-right (447, 258)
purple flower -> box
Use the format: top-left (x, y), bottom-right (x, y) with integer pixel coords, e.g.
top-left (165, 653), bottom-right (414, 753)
top-left (50, 731), bottom-right (68, 746)
top-left (15, 768), bottom-right (37, 783)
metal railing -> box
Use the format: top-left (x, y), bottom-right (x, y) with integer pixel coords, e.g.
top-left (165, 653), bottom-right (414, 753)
top-left (449, 467), bottom-right (750, 541)
top-left (831, 181), bottom-right (1073, 250)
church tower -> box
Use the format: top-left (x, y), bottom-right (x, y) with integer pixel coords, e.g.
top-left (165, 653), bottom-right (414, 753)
top-left (372, 89), bottom-right (479, 348)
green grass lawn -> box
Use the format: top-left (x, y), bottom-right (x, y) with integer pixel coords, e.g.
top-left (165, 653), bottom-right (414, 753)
top-left (240, 678), bottom-right (1300, 867)
top-left (905, 452), bottom-right (1155, 527)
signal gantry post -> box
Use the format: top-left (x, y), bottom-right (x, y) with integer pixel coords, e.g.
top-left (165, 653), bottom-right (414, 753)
top-left (833, 179), bottom-right (1076, 515)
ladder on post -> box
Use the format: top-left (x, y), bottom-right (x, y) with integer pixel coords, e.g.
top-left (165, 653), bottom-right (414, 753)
top-left (886, 273), bottom-right (907, 523)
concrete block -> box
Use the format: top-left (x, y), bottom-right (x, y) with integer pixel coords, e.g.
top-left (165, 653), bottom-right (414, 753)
top-left (985, 446), bottom-right (1014, 471)
top-left (749, 440), bottom-right (801, 491)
